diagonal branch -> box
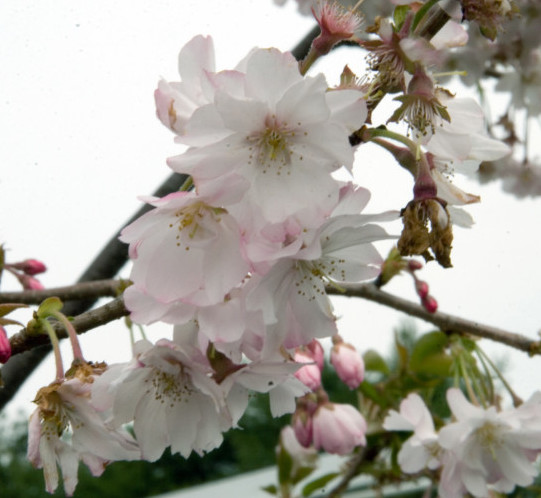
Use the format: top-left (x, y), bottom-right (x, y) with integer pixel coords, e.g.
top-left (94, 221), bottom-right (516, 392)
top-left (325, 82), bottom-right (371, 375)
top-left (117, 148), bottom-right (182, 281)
top-left (0, 279), bottom-right (123, 305)
top-left (327, 283), bottom-right (541, 356)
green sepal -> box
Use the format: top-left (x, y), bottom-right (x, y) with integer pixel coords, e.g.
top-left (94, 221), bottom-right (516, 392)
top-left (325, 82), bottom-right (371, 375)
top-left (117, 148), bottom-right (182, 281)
top-left (393, 5), bottom-right (410, 31)
top-left (36, 296), bottom-right (63, 317)
top-left (301, 472), bottom-right (339, 497)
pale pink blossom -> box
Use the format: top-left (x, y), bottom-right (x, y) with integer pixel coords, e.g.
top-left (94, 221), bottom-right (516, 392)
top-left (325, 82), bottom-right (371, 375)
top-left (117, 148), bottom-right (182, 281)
top-left (438, 388), bottom-right (541, 497)
top-left (312, 402), bottom-right (367, 454)
top-left (120, 190), bottom-right (250, 321)
top-left (383, 392), bottom-right (442, 473)
top-left (168, 47), bottom-right (367, 227)
top-left (330, 338), bottom-right (364, 389)
top-left (28, 367), bottom-right (140, 496)
top-left (92, 339), bottom-right (239, 461)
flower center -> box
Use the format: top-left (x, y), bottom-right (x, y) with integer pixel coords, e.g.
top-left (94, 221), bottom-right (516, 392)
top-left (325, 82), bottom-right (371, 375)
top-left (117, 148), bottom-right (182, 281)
top-left (246, 115), bottom-right (302, 174)
top-left (168, 202), bottom-right (224, 250)
top-left (148, 369), bottom-right (194, 409)
top-left (475, 421), bottom-right (505, 458)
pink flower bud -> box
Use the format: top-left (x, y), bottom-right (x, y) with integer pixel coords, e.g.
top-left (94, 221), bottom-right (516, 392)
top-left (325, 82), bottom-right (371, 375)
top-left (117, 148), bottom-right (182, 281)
top-left (13, 259), bottom-right (47, 276)
top-left (292, 408), bottom-right (313, 448)
top-left (312, 402), bottom-right (367, 454)
top-left (294, 351), bottom-right (321, 391)
top-left (415, 280), bottom-right (429, 299)
top-left (330, 341), bottom-right (364, 389)
top-left (305, 339), bottom-right (325, 371)
top-left (422, 295), bottom-right (438, 313)
top-left (0, 327), bottom-right (11, 363)
top-left (20, 275), bottom-right (45, 291)
top-left (408, 260), bottom-right (423, 272)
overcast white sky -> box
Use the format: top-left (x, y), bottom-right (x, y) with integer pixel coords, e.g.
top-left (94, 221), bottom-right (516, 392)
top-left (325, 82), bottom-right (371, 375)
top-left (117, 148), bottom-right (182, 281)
top-left (1, 0), bottom-right (541, 420)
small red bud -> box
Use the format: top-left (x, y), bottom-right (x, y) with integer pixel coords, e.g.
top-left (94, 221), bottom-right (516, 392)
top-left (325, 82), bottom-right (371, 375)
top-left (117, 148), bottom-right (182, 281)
top-left (415, 280), bottom-right (429, 299)
top-left (17, 259), bottom-right (47, 276)
top-left (19, 275), bottom-right (45, 291)
top-left (0, 327), bottom-right (11, 363)
top-left (408, 260), bottom-right (423, 271)
top-left (422, 295), bottom-right (438, 313)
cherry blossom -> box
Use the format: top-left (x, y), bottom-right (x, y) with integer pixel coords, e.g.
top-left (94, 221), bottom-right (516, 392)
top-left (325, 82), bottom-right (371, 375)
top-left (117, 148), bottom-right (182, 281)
top-left (383, 392), bottom-right (442, 473)
top-left (168, 46), bottom-right (367, 227)
top-left (312, 402), bottom-right (367, 454)
top-left (27, 363), bottom-right (140, 496)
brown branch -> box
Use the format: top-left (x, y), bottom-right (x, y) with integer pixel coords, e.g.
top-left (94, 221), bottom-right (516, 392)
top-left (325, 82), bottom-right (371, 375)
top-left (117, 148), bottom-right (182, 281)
top-left (9, 297), bottom-right (129, 356)
top-left (330, 283), bottom-right (541, 356)
top-left (0, 279), bottom-right (124, 305)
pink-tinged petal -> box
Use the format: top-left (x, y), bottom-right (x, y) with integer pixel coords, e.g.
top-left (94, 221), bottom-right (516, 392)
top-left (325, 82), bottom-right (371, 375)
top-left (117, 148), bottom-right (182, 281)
top-left (326, 89), bottom-right (367, 131)
top-left (168, 398), bottom-right (200, 458)
top-left (134, 392), bottom-right (169, 462)
top-left (275, 74), bottom-right (330, 125)
top-left (244, 48), bottom-right (302, 104)
top-left (27, 410), bottom-right (43, 467)
top-left (177, 35), bottom-right (215, 82)
top-left (56, 443), bottom-right (80, 496)
top-left (214, 91), bottom-right (269, 133)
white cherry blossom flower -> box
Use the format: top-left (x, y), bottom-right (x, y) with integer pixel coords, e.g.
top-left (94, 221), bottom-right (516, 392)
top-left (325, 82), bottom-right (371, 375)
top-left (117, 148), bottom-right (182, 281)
top-left (91, 339), bottom-right (240, 461)
top-left (438, 388), bottom-right (541, 497)
top-left (168, 47), bottom-right (367, 226)
top-left (120, 189), bottom-right (250, 320)
top-left (383, 392), bottom-right (442, 473)
top-left (27, 363), bottom-right (140, 496)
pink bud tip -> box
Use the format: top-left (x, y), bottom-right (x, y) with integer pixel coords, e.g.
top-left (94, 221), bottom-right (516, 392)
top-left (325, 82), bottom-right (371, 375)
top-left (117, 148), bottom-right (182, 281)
top-left (18, 259), bottom-right (47, 275)
top-left (422, 295), bottom-right (438, 313)
top-left (0, 327), bottom-right (11, 363)
top-left (20, 275), bottom-right (45, 291)
top-left (408, 260), bottom-right (423, 271)
top-left (415, 280), bottom-right (429, 299)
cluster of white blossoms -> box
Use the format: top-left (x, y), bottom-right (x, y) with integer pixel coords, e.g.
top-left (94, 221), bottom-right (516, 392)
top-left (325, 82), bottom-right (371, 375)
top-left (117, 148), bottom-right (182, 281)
top-left (25, 2), bottom-right (523, 494)
top-left (117, 34), bottom-right (398, 462)
top-left (384, 389), bottom-right (541, 498)
top-left (26, 35), bottom-right (399, 495)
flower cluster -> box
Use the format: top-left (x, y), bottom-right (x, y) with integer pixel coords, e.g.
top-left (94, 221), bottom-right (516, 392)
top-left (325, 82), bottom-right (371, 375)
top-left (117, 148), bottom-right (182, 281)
top-left (65, 33), bottom-right (394, 489)
top-left (384, 389), bottom-right (541, 498)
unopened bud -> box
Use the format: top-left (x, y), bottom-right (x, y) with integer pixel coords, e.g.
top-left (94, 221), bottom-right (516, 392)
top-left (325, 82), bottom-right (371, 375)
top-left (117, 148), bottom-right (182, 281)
top-left (0, 327), bottom-right (11, 363)
top-left (294, 351), bottom-right (321, 391)
top-left (305, 339), bottom-right (325, 371)
top-left (422, 295), bottom-right (438, 313)
top-left (330, 340), bottom-right (364, 389)
top-left (408, 260), bottom-right (423, 271)
top-left (19, 275), bottom-right (44, 291)
top-left (13, 259), bottom-right (47, 276)
top-left (415, 280), bottom-right (429, 299)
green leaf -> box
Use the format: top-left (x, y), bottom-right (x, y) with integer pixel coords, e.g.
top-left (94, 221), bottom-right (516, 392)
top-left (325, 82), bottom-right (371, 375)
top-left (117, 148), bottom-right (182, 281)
top-left (359, 380), bottom-right (387, 406)
top-left (0, 303), bottom-right (28, 317)
top-left (277, 446), bottom-right (293, 485)
top-left (393, 5), bottom-right (410, 30)
top-left (37, 296), bottom-right (63, 317)
top-left (261, 484), bottom-right (278, 495)
top-left (291, 465), bottom-right (316, 485)
top-left (301, 472), bottom-right (339, 497)
top-left (363, 349), bottom-right (390, 375)
top-left (410, 331), bottom-right (452, 377)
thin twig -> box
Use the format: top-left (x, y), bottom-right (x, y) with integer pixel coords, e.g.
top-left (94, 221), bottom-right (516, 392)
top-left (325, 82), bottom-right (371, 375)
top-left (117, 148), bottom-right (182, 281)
top-left (328, 283), bottom-right (541, 356)
top-left (0, 279), bottom-right (124, 305)
top-left (9, 297), bottom-right (129, 356)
